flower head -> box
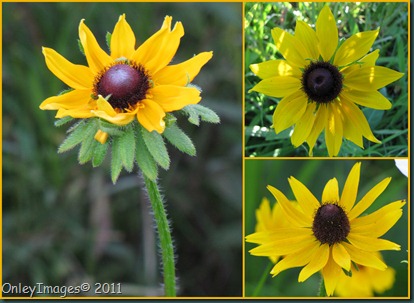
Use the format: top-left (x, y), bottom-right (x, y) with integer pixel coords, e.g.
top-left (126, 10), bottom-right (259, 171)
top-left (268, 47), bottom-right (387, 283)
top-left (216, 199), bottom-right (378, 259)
top-left (40, 14), bottom-right (213, 134)
top-left (249, 6), bottom-right (404, 156)
top-left (246, 162), bottom-right (405, 296)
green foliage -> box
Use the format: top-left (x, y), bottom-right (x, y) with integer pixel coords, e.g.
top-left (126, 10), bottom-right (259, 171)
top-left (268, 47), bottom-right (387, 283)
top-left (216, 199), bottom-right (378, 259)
top-left (182, 104), bottom-right (221, 126)
top-left (245, 2), bottom-right (408, 157)
top-left (135, 125), bottom-right (158, 181)
top-left (141, 126), bottom-right (170, 170)
top-left (163, 123), bottom-right (196, 157)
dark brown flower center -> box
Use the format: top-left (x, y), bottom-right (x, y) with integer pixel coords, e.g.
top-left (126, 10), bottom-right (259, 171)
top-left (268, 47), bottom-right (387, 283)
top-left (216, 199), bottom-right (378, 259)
top-left (312, 203), bottom-right (350, 245)
top-left (95, 63), bottom-right (149, 110)
top-left (302, 61), bottom-right (343, 104)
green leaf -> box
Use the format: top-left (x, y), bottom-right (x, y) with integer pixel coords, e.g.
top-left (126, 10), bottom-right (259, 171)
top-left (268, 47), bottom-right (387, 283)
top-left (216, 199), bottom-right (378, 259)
top-left (97, 119), bottom-right (124, 137)
top-left (58, 120), bottom-right (95, 153)
top-left (92, 141), bottom-right (109, 167)
top-left (111, 136), bottom-right (123, 184)
top-left (117, 127), bottom-right (136, 172)
top-left (183, 104), bottom-right (220, 125)
top-left (78, 120), bottom-right (99, 164)
top-left (54, 116), bottom-right (74, 127)
top-left (135, 125), bottom-right (158, 181)
top-left (163, 123), bottom-right (196, 156)
top-left (141, 127), bottom-right (170, 170)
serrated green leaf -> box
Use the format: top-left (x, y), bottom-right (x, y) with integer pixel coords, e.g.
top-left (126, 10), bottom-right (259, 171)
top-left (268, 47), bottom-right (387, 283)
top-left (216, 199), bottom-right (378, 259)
top-left (111, 136), bottom-right (123, 184)
top-left (164, 113), bottom-right (177, 127)
top-left (135, 125), bottom-right (158, 181)
top-left (163, 124), bottom-right (196, 156)
top-left (182, 106), bottom-right (200, 126)
top-left (117, 127), bottom-right (136, 172)
top-left (105, 32), bottom-right (112, 51)
top-left (54, 116), bottom-right (74, 127)
top-left (98, 120), bottom-right (124, 136)
top-left (141, 127), bottom-right (170, 170)
top-left (92, 141), bottom-right (109, 167)
top-left (191, 104), bottom-right (221, 124)
top-left (77, 39), bottom-right (85, 56)
top-left (78, 120), bottom-right (99, 164)
top-left (58, 120), bottom-right (94, 153)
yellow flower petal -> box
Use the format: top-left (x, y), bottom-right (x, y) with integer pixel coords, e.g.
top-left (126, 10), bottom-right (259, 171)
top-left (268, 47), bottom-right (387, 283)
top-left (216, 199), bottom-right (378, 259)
top-left (55, 107), bottom-right (94, 119)
top-left (96, 96), bottom-right (117, 116)
top-left (111, 14), bottom-right (136, 59)
top-left (347, 233), bottom-right (400, 251)
top-left (332, 243), bottom-right (351, 271)
top-left (299, 243), bottom-right (329, 282)
top-left (249, 76), bottom-right (301, 98)
top-left (92, 97), bottom-right (136, 125)
top-left (40, 89), bottom-right (91, 110)
top-left (150, 85), bottom-right (201, 112)
top-left (246, 228), bottom-right (312, 244)
top-left (295, 20), bottom-right (319, 60)
top-left (340, 162), bottom-right (361, 212)
top-left (79, 19), bottom-right (113, 74)
top-left (316, 6), bottom-right (338, 61)
top-left (344, 66), bottom-right (404, 91)
top-left (307, 105), bottom-right (327, 156)
top-left (341, 89), bottom-right (392, 110)
top-left (288, 176), bottom-right (320, 216)
top-left (270, 241), bottom-right (318, 276)
top-left (343, 242), bottom-right (387, 271)
top-left (348, 177), bottom-right (391, 220)
top-left (42, 47), bottom-right (94, 90)
top-left (322, 249), bottom-right (342, 296)
top-left (137, 99), bottom-right (166, 133)
top-left (334, 29), bottom-right (379, 67)
top-left (322, 178), bottom-right (339, 203)
top-left (249, 234), bottom-right (316, 257)
top-left (250, 59), bottom-right (300, 79)
top-left (94, 130), bottom-right (109, 144)
top-left (271, 28), bottom-right (309, 67)
top-left (132, 16), bottom-right (184, 74)
top-left (291, 103), bottom-right (317, 147)
top-left (325, 103), bottom-right (343, 157)
top-left (273, 91), bottom-right (308, 133)
top-left (267, 185), bottom-right (312, 227)
top-left (154, 51), bottom-right (213, 86)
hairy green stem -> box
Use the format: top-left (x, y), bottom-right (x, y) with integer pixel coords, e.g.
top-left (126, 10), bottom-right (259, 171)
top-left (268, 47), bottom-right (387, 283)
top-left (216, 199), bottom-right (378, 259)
top-left (143, 175), bottom-right (176, 296)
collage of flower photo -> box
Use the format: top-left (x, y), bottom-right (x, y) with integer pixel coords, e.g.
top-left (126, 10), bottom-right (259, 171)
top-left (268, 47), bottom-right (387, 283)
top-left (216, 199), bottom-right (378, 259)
top-left (1, 0), bottom-right (410, 300)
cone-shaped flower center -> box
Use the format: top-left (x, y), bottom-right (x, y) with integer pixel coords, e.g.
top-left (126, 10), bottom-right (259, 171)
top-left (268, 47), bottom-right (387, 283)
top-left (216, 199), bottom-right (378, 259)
top-left (96, 63), bottom-right (149, 109)
top-left (302, 61), bottom-right (343, 104)
top-left (312, 203), bottom-right (350, 245)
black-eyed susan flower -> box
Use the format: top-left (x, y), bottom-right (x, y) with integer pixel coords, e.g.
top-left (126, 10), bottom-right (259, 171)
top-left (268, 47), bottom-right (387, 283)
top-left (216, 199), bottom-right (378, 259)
top-left (249, 6), bottom-right (404, 156)
top-left (40, 14), bottom-right (212, 135)
top-left (40, 14), bottom-right (218, 184)
top-left (335, 252), bottom-right (396, 297)
top-left (246, 162), bottom-right (405, 296)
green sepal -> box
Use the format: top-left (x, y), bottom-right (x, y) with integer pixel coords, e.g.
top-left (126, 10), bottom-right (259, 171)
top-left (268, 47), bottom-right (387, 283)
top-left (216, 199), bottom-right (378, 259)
top-left (77, 39), bottom-right (85, 56)
top-left (117, 126), bottom-right (136, 172)
top-left (58, 120), bottom-right (95, 153)
top-left (141, 127), bottom-right (170, 170)
top-left (341, 267), bottom-right (352, 277)
top-left (78, 120), bottom-right (99, 164)
top-left (182, 104), bottom-right (220, 126)
top-left (135, 124), bottom-right (158, 181)
top-left (105, 32), bottom-right (112, 51)
top-left (111, 135), bottom-right (124, 184)
top-left (92, 140), bottom-right (109, 167)
top-left (54, 116), bottom-right (74, 127)
top-left (97, 119), bottom-right (125, 137)
top-left (164, 113), bottom-right (177, 127)
top-left (163, 123), bottom-right (196, 156)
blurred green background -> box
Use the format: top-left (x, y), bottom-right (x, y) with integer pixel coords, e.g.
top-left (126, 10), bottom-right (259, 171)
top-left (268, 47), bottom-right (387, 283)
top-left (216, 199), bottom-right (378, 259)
top-left (245, 159), bottom-right (408, 297)
top-left (2, 2), bottom-right (242, 297)
top-left (245, 2), bottom-right (408, 157)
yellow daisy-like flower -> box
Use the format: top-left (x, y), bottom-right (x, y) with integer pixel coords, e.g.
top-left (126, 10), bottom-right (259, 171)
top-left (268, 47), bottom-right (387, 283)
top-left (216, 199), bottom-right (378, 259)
top-left (249, 6), bottom-right (404, 156)
top-left (246, 162), bottom-right (405, 296)
top-left (335, 252), bottom-right (396, 297)
top-left (40, 14), bottom-right (213, 137)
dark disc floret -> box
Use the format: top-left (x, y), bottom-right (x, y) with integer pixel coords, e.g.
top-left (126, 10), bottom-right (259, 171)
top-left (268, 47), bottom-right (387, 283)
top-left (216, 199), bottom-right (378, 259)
top-left (312, 203), bottom-right (350, 245)
top-left (95, 62), bottom-right (149, 110)
top-left (302, 61), bottom-right (343, 104)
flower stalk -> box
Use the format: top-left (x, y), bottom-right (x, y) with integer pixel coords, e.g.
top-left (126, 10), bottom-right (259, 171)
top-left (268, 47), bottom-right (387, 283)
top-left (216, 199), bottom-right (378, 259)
top-left (143, 175), bottom-right (176, 296)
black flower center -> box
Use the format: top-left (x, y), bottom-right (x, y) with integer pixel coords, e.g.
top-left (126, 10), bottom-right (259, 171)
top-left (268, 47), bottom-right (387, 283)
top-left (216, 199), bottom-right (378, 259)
top-left (302, 61), bottom-right (343, 104)
top-left (312, 203), bottom-right (350, 245)
top-left (95, 63), bottom-right (149, 110)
